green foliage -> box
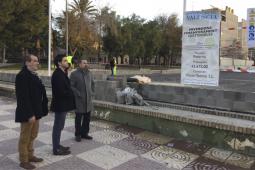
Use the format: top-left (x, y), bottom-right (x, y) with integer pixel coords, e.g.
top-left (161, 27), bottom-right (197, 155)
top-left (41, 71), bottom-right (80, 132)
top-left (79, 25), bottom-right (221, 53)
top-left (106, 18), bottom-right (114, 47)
top-left (0, 1), bottom-right (182, 66)
top-left (70, 0), bottom-right (97, 17)
top-left (55, 0), bottom-right (97, 58)
top-left (102, 12), bottom-right (182, 66)
top-left (0, 0), bottom-right (48, 60)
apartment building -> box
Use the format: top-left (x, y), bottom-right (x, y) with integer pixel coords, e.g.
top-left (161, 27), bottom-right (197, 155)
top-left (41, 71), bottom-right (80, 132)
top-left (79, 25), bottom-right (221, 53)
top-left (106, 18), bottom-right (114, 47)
top-left (204, 6), bottom-right (248, 59)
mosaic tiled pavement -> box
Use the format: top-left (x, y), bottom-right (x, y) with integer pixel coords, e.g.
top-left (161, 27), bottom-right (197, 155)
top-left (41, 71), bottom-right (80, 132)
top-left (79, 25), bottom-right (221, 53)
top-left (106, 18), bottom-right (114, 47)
top-left (0, 96), bottom-right (255, 170)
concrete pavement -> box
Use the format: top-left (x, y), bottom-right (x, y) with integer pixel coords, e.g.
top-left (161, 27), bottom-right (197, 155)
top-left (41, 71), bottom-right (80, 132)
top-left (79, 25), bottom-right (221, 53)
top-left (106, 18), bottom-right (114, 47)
top-left (0, 96), bottom-right (254, 170)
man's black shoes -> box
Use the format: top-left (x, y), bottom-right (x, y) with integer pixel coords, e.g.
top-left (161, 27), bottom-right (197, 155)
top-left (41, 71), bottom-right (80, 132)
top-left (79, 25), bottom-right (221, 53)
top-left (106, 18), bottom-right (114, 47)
top-left (53, 148), bottom-right (71, 155)
top-left (75, 135), bottom-right (93, 141)
top-left (59, 145), bottom-right (70, 151)
top-left (81, 135), bottom-right (93, 140)
top-left (75, 136), bottom-right (81, 142)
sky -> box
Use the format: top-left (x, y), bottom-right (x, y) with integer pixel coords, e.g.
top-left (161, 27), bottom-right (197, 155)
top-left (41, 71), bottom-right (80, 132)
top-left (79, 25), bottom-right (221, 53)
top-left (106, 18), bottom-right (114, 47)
top-left (52, 0), bottom-right (255, 23)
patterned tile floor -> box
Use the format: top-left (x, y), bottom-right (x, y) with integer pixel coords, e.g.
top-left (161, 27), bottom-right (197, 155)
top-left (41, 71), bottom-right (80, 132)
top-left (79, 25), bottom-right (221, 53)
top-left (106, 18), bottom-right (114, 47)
top-left (0, 96), bottom-right (255, 170)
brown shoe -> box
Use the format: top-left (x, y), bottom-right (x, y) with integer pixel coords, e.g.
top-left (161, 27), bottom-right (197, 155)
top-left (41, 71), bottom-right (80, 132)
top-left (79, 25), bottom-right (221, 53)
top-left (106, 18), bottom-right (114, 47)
top-left (29, 156), bottom-right (43, 163)
top-left (19, 162), bottom-right (36, 170)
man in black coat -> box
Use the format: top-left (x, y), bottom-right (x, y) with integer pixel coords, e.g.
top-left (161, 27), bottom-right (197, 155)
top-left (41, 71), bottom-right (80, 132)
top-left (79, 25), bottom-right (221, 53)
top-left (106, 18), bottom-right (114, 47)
top-left (15, 54), bottom-right (48, 170)
top-left (51, 54), bottom-right (75, 155)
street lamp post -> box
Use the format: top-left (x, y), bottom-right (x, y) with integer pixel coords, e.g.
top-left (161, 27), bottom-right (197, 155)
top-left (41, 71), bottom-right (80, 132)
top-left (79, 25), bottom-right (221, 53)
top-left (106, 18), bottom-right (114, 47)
top-left (183, 0), bottom-right (187, 13)
top-left (182, 0), bottom-right (187, 43)
top-left (48, 0), bottom-right (52, 76)
top-left (66, 0), bottom-right (68, 57)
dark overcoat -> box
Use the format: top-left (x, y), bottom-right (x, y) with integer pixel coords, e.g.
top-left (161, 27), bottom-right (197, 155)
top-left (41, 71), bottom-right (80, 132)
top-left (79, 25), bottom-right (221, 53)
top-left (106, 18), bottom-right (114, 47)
top-left (15, 66), bottom-right (48, 122)
top-left (50, 68), bottom-right (75, 113)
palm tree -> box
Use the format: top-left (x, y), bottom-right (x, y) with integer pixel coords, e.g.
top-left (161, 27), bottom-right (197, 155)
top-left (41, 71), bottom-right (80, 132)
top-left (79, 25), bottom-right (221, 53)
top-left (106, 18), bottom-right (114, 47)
top-left (67, 0), bottom-right (97, 58)
top-left (69, 0), bottom-right (96, 38)
top-left (69, 0), bottom-right (97, 19)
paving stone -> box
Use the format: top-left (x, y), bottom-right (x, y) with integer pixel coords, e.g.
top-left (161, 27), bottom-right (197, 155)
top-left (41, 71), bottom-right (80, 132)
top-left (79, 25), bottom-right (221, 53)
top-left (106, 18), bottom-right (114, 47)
top-left (111, 136), bottom-right (158, 155)
top-left (183, 157), bottom-right (247, 170)
top-left (37, 130), bottom-right (73, 145)
top-left (37, 156), bottom-right (103, 170)
top-left (142, 146), bottom-right (178, 164)
top-left (60, 138), bottom-right (103, 155)
top-left (0, 120), bottom-right (20, 129)
top-left (166, 149), bottom-right (199, 169)
top-left (0, 129), bottom-right (19, 142)
top-left (142, 146), bottom-right (198, 170)
top-left (0, 110), bottom-right (12, 116)
top-left (0, 138), bottom-right (19, 155)
top-left (0, 115), bottom-right (15, 122)
top-left (5, 108), bottom-right (15, 113)
top-left (37, 123), bottom-right (54, 133)
top-left (114, 124), bottom-right (144, 136)
top-left (90, 129), bottom-right (128, 144)
top-left (112, 157), bottom-right (172, 170)
top-left (0, 157), bottom-right (22, 170)
top-left (64, 123), bottom-right (104, 134)
top-left (0, 124), bottom-right (8, 131)
top-left (1, 104), bottom-right (17, 110)
top-left (77, 145), bottom-right (137, 169)
top-left (203, 148), bottom-right (233, 162)
top-left (166, 139), bottom-right (210, 155)
top-left (0, 97), bottom-right (15, 105)
top-left (225, 152), bottom-right (255, 169)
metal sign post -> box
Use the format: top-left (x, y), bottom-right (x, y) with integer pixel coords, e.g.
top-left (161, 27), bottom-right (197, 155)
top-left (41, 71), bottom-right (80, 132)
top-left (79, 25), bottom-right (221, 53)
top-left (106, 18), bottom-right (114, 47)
top-left (48, 0), bottom-right (52, 76)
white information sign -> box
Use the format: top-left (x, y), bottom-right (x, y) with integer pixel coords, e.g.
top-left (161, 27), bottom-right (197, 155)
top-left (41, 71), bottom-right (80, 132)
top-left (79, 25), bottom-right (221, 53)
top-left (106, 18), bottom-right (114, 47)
top-left (181, 11), bottom-right (221, 86)
top-left (247, 8), bottom-right (255, 48)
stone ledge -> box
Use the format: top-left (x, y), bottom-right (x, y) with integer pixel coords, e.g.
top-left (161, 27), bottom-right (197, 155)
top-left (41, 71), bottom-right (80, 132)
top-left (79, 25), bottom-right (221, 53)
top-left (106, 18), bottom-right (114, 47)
top-left (146, 100), bottom-right (255, 121)
top-left (93, 100), bottom-right (255, 135)
top-left (0, 83), bottom-right (16, 98)
top-left (1, 82), bottom-right (255, 135)
top-left (129, 82), bottom-right (255, 115)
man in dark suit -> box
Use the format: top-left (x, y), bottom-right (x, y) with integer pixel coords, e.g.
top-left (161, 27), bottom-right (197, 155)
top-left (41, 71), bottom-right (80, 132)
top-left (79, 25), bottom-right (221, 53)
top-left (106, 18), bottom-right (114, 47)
top-left (70, 59), bottom-right (95, 142)
top-left (51, 54), bottom-right (75, 155)
top-left (15, 54), bottom-right (48, 170)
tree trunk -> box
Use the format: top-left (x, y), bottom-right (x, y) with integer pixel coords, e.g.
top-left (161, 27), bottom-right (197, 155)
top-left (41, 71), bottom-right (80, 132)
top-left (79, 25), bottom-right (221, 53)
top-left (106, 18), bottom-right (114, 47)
top-left (157, 56), bottom-right (160, 66)
top-left (3, 45), bottom-right (6, 63)
top-left (70, 47), bottom-right (77, 57)
top-left (121, 55), bottom-right (124, 64)
top-left (170, 49), bottom-right (174, 67)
